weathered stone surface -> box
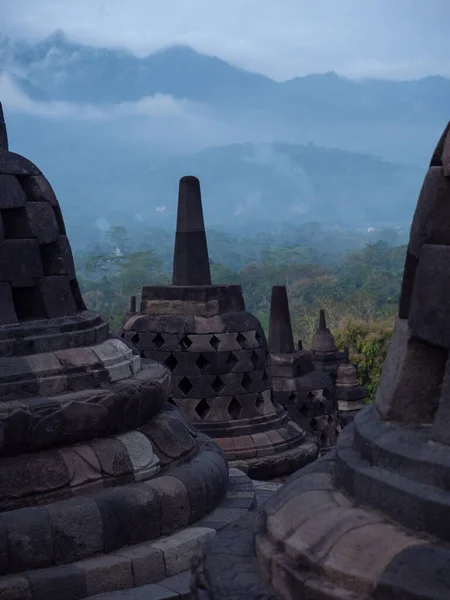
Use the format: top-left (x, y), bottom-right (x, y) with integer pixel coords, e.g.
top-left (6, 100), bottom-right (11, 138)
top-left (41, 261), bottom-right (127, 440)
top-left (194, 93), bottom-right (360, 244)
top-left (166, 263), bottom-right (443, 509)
top-left (0, 175), bottom-right (26, 209)
top-left (268, 286), bottom-right (295, 354)
top-left (0, 282), bottom-right (17, 325)
top-left (78, 553), bottom-right (133, 596)
top-left (0, 150), bottom-right (41, 176)
top-left (172, 176), bottom-right (211, 286)
top-left (0, 113), bottom-right (237, 600)
top-left (145, 476), bottom-right (190, 534)
top-left (114, 544), bottom-right (165, 586)
top-left (375, 317), bottom-right (446, 423)
top-left (409, 244), bottom-right (450, 348)
top-left (27, 565), bottom-right (87, 600)
top-left (47, 497), bottom-right (103, 563)
top-left (152, 528), bottom-right (216, 576)
top-left (6, 507), bottom-right (54, 571)
top-left (430, 121), bottom-right (450, 167)
top-left (0, 239), bottom-right (43, 287)
top-left (0, 104), bottom-right (8, 150)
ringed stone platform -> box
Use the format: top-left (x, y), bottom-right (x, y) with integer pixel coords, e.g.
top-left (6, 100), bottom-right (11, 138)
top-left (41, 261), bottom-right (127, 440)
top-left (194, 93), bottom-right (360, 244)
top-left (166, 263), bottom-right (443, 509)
top-left (0, 104), bottom-right (245, 600)
top-left (191, 123), bottom-right (450, 600)
top-left (122, 176), bottom-right (318, 480)
top-left (268, 286), bottom-right (339, 452)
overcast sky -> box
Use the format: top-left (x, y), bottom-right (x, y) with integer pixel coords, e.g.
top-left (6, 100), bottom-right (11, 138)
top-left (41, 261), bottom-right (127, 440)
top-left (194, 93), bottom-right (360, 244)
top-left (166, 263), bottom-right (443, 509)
top-left (1, 0), bottom-right (449, 80)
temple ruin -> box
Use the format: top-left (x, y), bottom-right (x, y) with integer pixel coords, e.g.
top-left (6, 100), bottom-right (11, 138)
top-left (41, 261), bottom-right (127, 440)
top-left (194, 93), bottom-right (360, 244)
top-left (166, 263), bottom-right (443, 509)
top-left (268, 286), bottom-right (339, 451)
top-left (0, 105), bottom-right (256, 600)
top-left (192, 122), bottom-right (450, 600)
top-left (122, 176), bottom-right (319, 479)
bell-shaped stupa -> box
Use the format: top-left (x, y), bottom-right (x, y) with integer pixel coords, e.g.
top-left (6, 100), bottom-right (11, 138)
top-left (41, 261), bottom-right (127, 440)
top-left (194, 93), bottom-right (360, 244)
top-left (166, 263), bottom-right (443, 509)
top-left (310, 309), bottom-right (345, 378)
top-left (122, 176), bottom-right (318, 479)
top-left (335, 346), bottom-right (368, 426)
top-left (192, 123), bottom-right (450, 600)
top-left (268, 286), bottom-right (339, 452)
top-left (0, 106), bottom-right (239, 600)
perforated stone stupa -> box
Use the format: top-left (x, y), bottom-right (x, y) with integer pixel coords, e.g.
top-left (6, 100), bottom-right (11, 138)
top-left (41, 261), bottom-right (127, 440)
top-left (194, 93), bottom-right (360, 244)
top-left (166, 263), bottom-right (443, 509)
top-left (268, 286), bottom-right (339, 452)
top-left (0, 106), bottom-right (233, 600)
top-left (122, 176), bottom-right (318, 479)
top-left (192, 123), bottom-right (450, 600)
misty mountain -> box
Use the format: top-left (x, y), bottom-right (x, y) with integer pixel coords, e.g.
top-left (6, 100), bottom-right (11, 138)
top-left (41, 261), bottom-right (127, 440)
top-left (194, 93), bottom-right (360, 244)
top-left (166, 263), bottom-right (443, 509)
top-left (2, 31), bottom-right (449, 122)
top-left (1, 31), bottom-right (449, 165)
top-left (0, 31), bottom-right (442, 240)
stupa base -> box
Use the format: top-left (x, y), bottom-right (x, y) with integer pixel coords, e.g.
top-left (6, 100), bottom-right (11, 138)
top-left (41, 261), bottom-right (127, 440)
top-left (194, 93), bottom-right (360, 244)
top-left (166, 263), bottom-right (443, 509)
top-left (0, 468), bottom-right (256, 600)
top-left (192, 407), bottom-right (450, 600)
top-left (228, 437), bottom-right (319, 480)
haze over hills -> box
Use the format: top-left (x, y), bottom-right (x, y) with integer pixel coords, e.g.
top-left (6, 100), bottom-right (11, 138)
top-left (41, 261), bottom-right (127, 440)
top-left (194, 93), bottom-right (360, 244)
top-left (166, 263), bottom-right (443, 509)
top-left (0, 31), bottom-right (446, 243)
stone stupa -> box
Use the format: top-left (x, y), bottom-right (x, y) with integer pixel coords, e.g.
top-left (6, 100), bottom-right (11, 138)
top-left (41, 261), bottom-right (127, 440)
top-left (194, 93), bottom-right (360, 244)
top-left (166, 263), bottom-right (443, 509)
top-left (192, 123), bottom-right (450, 600)
top-left (268, 286), bottom-right (339, 452)
top-left (122, 176), bottom-right (318, 479)
top-left (335, 346), bottom-right (368, 427)
top-left (0, 105), bottom-right (245, 600)
top-left (310, 309), bottom-right (345, 379)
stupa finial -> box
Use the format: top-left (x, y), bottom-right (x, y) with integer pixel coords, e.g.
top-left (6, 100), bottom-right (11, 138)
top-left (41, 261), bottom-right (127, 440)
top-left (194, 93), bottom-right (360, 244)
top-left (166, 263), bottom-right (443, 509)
top-left (0, 102), bottom-right (8, 150)
top-left (343, 346), bottom-right (350, 364)
top-left (268, 286), bottom-right (295, 354)
top-left (172, 175), bottom-right (211, 286)
top-left (318, 309), bottom-right (327, 330)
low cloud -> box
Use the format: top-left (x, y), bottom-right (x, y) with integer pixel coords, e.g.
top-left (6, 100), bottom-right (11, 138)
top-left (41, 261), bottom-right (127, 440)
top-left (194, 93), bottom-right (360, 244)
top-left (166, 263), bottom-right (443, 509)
top-left (0, 72), bottom-right (194, 120)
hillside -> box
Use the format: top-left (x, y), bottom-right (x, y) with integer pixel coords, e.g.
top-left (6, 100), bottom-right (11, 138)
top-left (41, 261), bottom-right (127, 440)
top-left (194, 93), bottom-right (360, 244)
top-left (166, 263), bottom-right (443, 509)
top-left (0, 31), bottom-right (442, 242)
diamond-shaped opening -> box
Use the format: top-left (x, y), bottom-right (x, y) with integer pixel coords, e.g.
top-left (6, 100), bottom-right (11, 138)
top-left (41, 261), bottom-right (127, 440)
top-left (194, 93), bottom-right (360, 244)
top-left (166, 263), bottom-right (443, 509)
top-left (262, 370), bottom-right (269, 385)
top-left (131, 333), bottom-right (140, 344)
top-left (255, 331), bottom-right (262, 344)
top-left (250, 351), bottom-right (259, 369)
top-left (310, 417), bottom-right (318, 431)
top-left (179, 336), bottom-right (193, 350)
top-left (226, 352), bottom-right (238, 368)
top-left (178, 376), bottom-right (193, 396)
top-left (152, 333), bottom-right (165, 349)
top-left (241, 372), bottom-right (252, 392)
top-left (289, 392), bottom-right (296, 401)
top-left (299, 404), bottom-right (309, 416)
top-left (196, 354), bottom-right (209, 371)
top-left (255, 393), bottom-right (264, 413)
top-left (236, 332), bottom-right (247, 349)
top-left (319, 401), bottom-right (327, 415)
top-left (211, 375), bottom-right (225, 394)
top-left (164, 354), bottom-right (178, 372)
top-left (228, 396), bottom-right (242, 419)
top-left (195, 398), bottom-right (211, 420)
top-left (210, 335), bottom-right (221, 351)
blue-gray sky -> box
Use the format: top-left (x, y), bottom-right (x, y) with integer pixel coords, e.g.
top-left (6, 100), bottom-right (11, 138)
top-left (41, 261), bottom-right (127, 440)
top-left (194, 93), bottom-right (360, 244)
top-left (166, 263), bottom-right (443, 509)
top-left (2, 0), bottom-right (449, 80)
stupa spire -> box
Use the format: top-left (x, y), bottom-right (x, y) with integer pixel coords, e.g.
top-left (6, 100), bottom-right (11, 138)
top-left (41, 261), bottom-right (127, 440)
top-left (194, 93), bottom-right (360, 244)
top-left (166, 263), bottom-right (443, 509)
top-left (268, 285), bottom-right (295, 354)
top-left (0, 102), bottom-right (8, 150)
top-left (172, 175), bottom-right (211, 286)
top-left (319, 308), bottom-right (327, 330)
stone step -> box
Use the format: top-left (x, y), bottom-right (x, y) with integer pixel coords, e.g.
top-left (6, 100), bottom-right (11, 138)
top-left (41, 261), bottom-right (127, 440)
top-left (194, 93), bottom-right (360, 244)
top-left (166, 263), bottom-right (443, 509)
top-left (354, 403), bottom-right (450, 490)
top-left (337, 422), bottom-right (450, 540)
top-left (0, 469), bottom-right (255, 600)
top-left (88, 571), bottom-right (193, 599)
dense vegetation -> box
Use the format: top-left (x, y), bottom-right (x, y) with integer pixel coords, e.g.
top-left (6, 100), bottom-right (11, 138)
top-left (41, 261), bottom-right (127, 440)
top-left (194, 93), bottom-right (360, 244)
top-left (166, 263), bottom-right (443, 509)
top-left (75, 224), bottom-right (405, 399)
